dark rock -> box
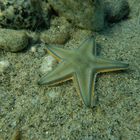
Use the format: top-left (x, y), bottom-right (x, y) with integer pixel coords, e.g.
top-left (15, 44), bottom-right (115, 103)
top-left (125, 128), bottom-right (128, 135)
top-left (105, 0), bottom-right (130, 23)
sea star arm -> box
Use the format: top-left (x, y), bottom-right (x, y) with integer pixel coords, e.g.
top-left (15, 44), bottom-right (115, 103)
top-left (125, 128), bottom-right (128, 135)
top-left (46, 45), bottom-right (74, 61)
top-left (79, 36), bottom-right (97, 55)
top-left (38, 62), bottom-right (73, 86)
top-left (73, 68), bottom-right (96, 107)
top-left (96, 57), bottom-right (129, 73)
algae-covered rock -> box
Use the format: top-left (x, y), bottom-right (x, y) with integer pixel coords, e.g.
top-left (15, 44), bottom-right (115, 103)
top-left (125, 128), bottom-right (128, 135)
top-left (47, 0), bottom-right (105, 31)
top-left (0, 0), bottom-right (51, 30)
top-left (0, 28), bottom-right (29, 52)
top-left (47, 0), bottom-right (130, 31)
top-left (105, 0), bottom-right (130, 23)
top-left (0, 0), bottom-right (130, 31)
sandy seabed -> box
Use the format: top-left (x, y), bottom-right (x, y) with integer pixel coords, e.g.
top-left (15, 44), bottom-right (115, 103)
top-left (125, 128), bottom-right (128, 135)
top-left (0, 0), bottom-right (140, 139)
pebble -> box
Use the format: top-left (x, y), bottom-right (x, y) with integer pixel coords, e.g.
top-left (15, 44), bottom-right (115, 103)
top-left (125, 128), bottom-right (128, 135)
top-left (30, 46), bottom-right (37, 53)
top-left (47, 91), bottom-right (60, 99)
top-left (0, 60), bottom-right (10, 73)
top-left (39, 55), bottom-right (57, 75)
top-left (0, 28), bottom-right (29, 52)
top-left (47, 0), bottom-right (130, 30)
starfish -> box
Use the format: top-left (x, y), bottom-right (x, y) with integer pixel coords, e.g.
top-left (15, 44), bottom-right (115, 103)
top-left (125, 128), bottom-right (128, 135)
top-left (38, 36), bottom-right (129, 107)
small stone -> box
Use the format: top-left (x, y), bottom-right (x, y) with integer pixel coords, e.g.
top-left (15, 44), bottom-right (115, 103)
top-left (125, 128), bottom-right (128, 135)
top-left (30, 46), bottom-right (37, 53)
top-left (0, 28), bottom-right (29, 52)
top-left (39, 55), bottom-right (57, 75)
top-left (0, 60), bottom-right (10, 73)
top-left (47, 91), bottom-right (60, 99)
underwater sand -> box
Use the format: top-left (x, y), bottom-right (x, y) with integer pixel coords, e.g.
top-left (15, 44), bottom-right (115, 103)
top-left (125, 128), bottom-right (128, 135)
top-left (0, 0), bottom-right (140, 139)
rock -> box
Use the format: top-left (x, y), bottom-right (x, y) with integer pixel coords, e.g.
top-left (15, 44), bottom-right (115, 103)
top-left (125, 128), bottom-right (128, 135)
top-left (47, 0), bottom-right (130, 31)
top-left (105, 0), bottom-right (130, 23)
top-left (40, 17), bottom-right (71, 44)
top-left (0, 28), bottom-right (29, 52)
top-left (47, 0), bottom-right (104, 31)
